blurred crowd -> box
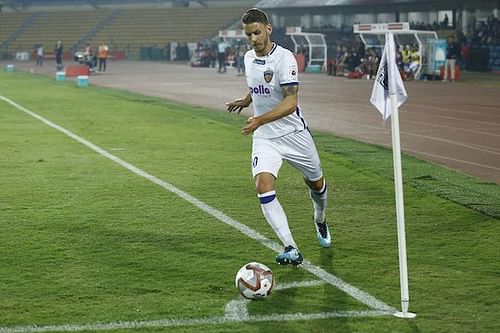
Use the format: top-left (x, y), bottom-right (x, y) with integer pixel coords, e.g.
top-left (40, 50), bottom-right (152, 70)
top-left (468, 15), bottom-right (500, 46)
top-left (188, 14), bottom-right (499, 77)
top-left (328, 42), bottom-right (422, 80)
top-left (190, 39), bottom-right (248, 76)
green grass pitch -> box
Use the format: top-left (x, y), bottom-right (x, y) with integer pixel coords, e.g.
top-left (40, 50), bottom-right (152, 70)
top-left (0, 71), bottom-right (499, 333)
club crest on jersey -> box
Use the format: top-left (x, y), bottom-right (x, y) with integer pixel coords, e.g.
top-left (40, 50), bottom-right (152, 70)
top-left (264, 69), bottom-right (274, 83)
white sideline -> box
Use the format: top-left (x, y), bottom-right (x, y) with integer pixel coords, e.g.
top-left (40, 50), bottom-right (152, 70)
top-left (1, 282), bottom-right (387, 333)
top-left (2, 282), bottom-right (389, 333)
top-left (0, 311), bottom-right (390, 333)
top-left (0, 95), bottom-right (397, 330)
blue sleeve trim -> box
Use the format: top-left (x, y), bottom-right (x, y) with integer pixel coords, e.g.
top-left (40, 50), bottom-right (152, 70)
top-left (280, 82), bottom-right (299, 87)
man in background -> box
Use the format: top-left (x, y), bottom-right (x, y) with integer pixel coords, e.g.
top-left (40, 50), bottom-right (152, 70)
top-left (35, 44), bottom-right (44, 67)
top-left (443, 35), bottom-right (460, 82)
top-left (98, 42), bottom-right (109, 72)
top-left (54, 40), bottom-right (63, 71)
top-left (217, 37), bottom-right (227, 73)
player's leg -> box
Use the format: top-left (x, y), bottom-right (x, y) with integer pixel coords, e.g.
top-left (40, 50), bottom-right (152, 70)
top-left (255, 172), bottom-right (296, 249)
top-left (252, 139), bottom-right (303, 266)
top-left (450, 59), bottom-right (456, 81)
top-left (305, 176), bottom-right (331, 248)
top-left (443, 59), bottom-right (449, 81)
top-left (305, 177), bottom-right (328, 224)
top-left (285, 130), bottom-right (331, 248)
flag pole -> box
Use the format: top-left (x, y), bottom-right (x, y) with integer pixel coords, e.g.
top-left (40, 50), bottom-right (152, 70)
top-left (386, 32), bottom-right (416, 319)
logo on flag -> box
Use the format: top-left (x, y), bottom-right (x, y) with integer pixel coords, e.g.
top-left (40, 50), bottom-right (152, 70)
top-left (370, 33), bottom-right (408, 120)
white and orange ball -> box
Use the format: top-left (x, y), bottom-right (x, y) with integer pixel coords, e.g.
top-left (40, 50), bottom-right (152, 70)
top-left (235, 262), bottom-right (274, 299)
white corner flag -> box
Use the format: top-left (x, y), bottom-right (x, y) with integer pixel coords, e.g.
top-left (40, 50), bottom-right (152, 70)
top-left (370, 33), bottom-right (408, 120)
top-left (370, 33), bottom-right (416, 319)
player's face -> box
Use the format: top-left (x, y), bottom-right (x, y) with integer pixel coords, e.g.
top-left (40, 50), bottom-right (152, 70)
top-left (243, 22), bottom-right (272, 56)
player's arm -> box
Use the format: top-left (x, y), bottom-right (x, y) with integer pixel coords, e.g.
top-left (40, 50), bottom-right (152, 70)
top-left (241, 84), bottom-right (298, 135)
top-left (226, 92), bottom-right (252, 114)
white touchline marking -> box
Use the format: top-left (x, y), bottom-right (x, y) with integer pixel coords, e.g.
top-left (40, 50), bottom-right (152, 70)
top-left (322, 111), bottom-right (500, 156)
top-left (0, 281), bottom-right (388, 333)
top-left (274, 280), bottom-right (326, 291)
top-left (402, 131), bottom-right (500, 156)
top-left (404, 118), bottom-right (500, 139)
top-left (406, 147), bottom-right (500, 172)
top-left (160, 82), bottom-right (193, 86)
top-left (226, 280), bottom-right (328, 321)
top-left (0, 95), bottom-right (397, 329)
top-left (0, 311), bottom-right (390, 333)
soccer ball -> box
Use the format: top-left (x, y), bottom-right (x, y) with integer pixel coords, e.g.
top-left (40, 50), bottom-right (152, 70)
top-left (235, 262), bottom-right (274, 299)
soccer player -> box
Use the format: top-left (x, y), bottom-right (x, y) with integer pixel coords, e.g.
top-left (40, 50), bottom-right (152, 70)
top-left (226, 8), bottom-right (330, 266)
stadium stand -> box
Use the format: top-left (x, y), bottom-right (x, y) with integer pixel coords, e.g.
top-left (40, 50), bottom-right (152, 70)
top-left (1, 0), bottom-right (498, 72)
top-left (0, 11), bottom-right (34, 55)
top-left (87, 7), bottom-right (246, 59)
top-left (6, 10), bottom-right (113, 55)
top-left (0, 3), bottom-right (249, 60)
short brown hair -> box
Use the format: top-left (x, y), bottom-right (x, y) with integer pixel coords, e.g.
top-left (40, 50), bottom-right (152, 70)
top-left (242, 8), bottom-right (269, 25)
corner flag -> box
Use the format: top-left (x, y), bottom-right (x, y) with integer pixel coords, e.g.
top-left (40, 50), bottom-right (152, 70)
top-left (370, 33), bottom-right (415, 318)
top-left (370, 33), bottom-right (407, 120)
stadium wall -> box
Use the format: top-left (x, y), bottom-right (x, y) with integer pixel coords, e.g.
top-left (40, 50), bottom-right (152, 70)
top-left (0, 0), bottom-right (256, 12)
top-left (263, 0), bottom-right (499, 34)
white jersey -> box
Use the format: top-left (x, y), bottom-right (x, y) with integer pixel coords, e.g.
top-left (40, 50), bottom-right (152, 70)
top-left (245, 43), bottom-right (307, 139)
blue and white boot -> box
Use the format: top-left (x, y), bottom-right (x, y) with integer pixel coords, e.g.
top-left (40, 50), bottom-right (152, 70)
top-left (314, 219), bottom-right (331, 248)
top-left (276, 245), bottom-right (303, 266)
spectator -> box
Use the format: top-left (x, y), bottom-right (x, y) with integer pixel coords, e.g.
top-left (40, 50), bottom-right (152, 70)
top-left (35, 44), bottom-right (43, 67)
top-left (54, 40), bottom-right (63, 71)
top-left (336, 47), bottom-right (349, 75)
top-left (443, 35), bottom-right (460, 82)
top-left (83, 43), bottom-right (94, 73)
top-left (217, 37), bottom-right (227, 73)
top-left (443, 14), bottom-right (449, 28)
top-left (396, 45), bottom-right (404, 71)
top-left (460, 39), bottom-right (470, 71)
top-left (98, 42), bottom-right (109, 72)
top-left (359, 55), bottom-right (376, 79)
top-left (209, 41), bottom-right (217, 67)
top-left (236, 43), bottom-right (247, 76)
top-left (226, 45), bottom-right (236, 68)
top-left (348, 50), bottom-right (361, 72)
top-left (401, 45), bottom-right (412, 74)
top-left (408, 45), bottom-right (420, 79)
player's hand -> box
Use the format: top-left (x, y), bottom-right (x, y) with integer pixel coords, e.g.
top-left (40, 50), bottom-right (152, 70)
top-left (226, 98), bottom-right (248, 114)
top-left (242, 116), bottom-right (259, 136)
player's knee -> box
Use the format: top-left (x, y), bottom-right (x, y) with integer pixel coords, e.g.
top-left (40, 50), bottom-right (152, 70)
top-left (255, 172), bottom-right (275, 194)
top-left (305, 177), bottom-right (325, 192)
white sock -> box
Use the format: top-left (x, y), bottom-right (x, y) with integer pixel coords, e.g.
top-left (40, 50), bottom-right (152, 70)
top-left (258, 191), bottom-right (297, 249)
top-left (310, 182), bottom-right (328, 223)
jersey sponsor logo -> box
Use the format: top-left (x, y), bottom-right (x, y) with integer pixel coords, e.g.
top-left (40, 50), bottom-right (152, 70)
top-left (253, 59), bottom-right (266, 65)
top-left (249, 85), bottom-right (271, 95)
top-left (264, 69), bottom-right (274, 83)
top-left (289, 67), bottom-right (297, 77)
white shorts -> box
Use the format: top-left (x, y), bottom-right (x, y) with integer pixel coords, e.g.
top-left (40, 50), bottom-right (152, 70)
top-left (251, 130), bottom-right (323, 182)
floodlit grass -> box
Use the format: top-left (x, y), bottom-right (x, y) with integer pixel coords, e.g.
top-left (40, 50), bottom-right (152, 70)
top-left (0, 71), bottom-right (499, 333)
